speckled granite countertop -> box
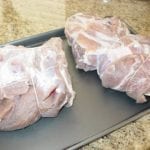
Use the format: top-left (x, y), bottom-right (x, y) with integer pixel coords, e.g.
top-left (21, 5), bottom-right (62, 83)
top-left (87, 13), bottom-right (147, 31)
top-left (0, 0), bottom-right (150, 149)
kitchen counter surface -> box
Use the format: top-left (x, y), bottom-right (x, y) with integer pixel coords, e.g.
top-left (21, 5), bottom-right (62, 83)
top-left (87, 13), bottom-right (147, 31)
top-left (0, 0), bottom-right (150, 149)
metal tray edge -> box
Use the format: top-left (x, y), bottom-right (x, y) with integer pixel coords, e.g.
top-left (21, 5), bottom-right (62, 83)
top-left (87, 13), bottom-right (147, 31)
top-left (68, 109), bottom-right (150, 150)
top-left (0, 28), bottom-right (64, 47)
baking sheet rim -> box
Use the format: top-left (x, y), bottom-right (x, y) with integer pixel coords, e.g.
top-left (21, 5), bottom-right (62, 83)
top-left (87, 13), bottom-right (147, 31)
top-left (67, 109), bottom-right (150, 150)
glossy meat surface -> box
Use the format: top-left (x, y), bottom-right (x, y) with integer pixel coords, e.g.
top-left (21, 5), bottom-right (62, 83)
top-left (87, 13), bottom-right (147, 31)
top-left (0, 37), bottom-right (75, 131)
top-left (65, 13), bottom-right (150, 103)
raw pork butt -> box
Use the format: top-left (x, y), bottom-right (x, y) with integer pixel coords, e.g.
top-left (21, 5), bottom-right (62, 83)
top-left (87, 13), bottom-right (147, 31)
top-left (65, 13), bottom-right (130, 71)
top-left (65, 13), bottom-right (150, 103)
top-left (0, 37), bottom-right (75, 131)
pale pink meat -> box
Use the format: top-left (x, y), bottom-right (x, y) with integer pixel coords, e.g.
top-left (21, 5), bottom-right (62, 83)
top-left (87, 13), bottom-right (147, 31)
top-left (0, 37), bottom-right (75, 131)
top-left (65, 13), bottom-right (130, 71)
top-left (101, 54), bottom-right (150, 103)
top-left (65, 13), bottom-right (150, 103)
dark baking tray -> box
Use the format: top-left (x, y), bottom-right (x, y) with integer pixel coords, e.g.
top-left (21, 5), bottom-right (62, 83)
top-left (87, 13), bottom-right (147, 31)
top-left (0, 28), bottom-right (149, 150)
